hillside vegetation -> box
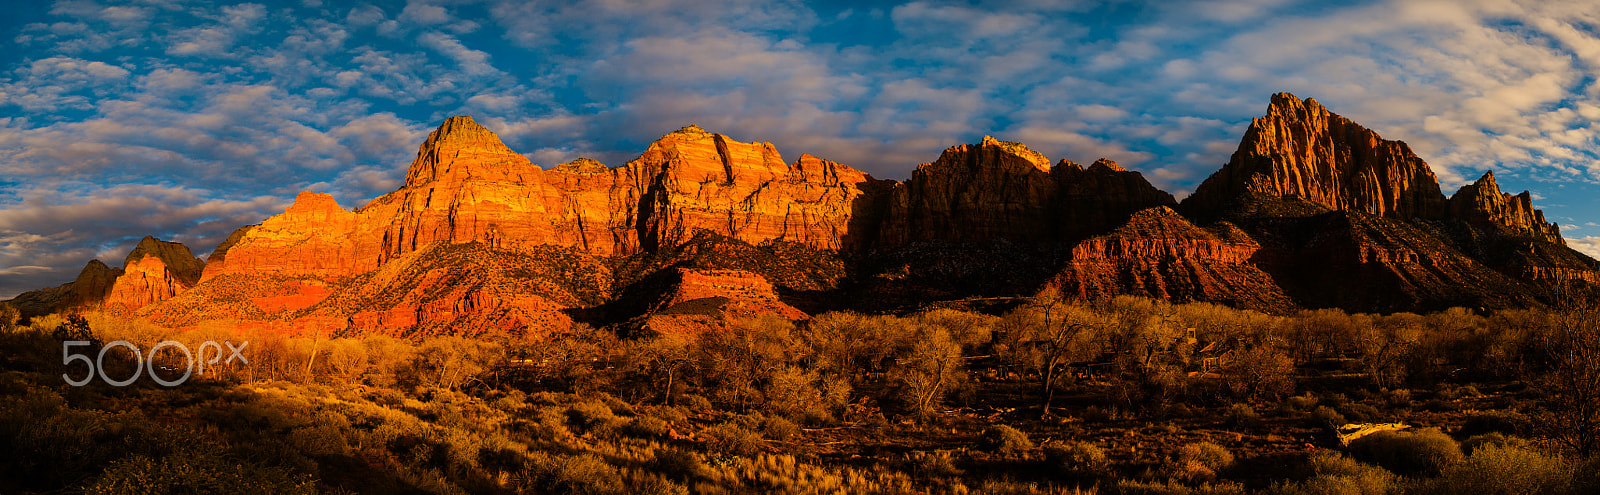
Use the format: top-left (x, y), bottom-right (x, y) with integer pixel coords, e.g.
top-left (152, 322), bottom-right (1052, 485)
top-left (1, 297), bottom-right (1598, 494)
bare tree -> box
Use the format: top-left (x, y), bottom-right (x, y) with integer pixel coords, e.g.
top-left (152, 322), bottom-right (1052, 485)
top-left (1542, 310), bottom-right (1600, 456)
top-left (1000, 291), bottom-right (1106, 418)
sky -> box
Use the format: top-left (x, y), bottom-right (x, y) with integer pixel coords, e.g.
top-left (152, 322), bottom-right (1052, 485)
top-left (3, 0), bottom-right (1600, 299)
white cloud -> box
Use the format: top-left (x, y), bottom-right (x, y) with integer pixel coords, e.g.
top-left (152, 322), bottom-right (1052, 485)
top-left (417, 32), bottom-right (502, 77)
top-left (400, 2), bottom-right (451, 25)
top-left (1567, 236), bottom-right (1600, 260)
top-left (165, 3), bottom-right (266, 57)
top-left (0, 56), bottom-right (131, 111)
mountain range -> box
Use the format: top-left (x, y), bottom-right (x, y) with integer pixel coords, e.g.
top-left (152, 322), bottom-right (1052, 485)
top-left (8, 93), bottom-right (1597, 337)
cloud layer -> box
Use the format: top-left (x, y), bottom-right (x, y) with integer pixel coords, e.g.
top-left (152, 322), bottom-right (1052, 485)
top-left (3, 0), bottom-right (1600, 298)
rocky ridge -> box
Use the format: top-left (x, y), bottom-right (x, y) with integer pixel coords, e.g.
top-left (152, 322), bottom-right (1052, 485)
top-left (7, 93), bottom-right (1596, 334)
top-left (1185, 93), bottom-right (1448, 221)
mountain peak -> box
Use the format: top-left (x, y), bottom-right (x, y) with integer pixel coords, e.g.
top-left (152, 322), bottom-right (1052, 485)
top-left (1450, 169), bottom-right (1562, 243)
top-left (552, 157), bottom-right (610, 174)
top-left (672, 124), bottom-right (711, 137)
top-left (108, 236), bottom-right (204, 312)
top-left (974, 135), bottom-right (1050, 172)
top-left (404, 116), bottom-right (531, 187)
top-left (1184, 92), bottom-right (1446, 221)
top-left (125, 236), bottom-right (198, 268)
top-left (1089, 158), bottom-right (1126, 173)
top-left (1475, 170), bottom-right (1498, 188)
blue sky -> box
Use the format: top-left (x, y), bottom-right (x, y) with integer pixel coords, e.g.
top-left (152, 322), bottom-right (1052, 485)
top-left (3, 0), bottom-right (1600, 298)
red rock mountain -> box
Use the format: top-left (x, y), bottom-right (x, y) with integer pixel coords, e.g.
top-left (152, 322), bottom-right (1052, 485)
top-left (7, 236), bottom-right (202, 316)
top-left (1186, 93), bottom-right (1447, 221)
top-left (877, 138), bottom-right (1175, 247)
top-left (1050, 207), bottom-right (1294, 311)
top-left (7, 93), bottom-right (1596, 331)
top-left (1449, 171), bottom-right (1563, 243)
top-left (104, 236), bottom-right (205, 312)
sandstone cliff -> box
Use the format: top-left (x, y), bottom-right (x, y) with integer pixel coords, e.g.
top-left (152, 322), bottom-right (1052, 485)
top-left (1449, 171), bottom-right (1563, 243)
top-left (103, 236), bottom-right (205, 312)
top-left (1283, 211), bottom-right (1544, 312)
top-left (1054, 158), bottom-right (1178, 242)
top-left (16, 92), bottom-right (1598, 332)
top-left (207, 120), bottom-right (883, 281)
top-left (878, 136), bottom-right (1058, 245)
top-left (644, 268), bottom-right (809, 337)
top-left (1185, 93), bottom-right (1447, 221)
top-left (4, 259), bottom-right (121, 317)
top-left (202, 192), bottom-right (365, 279)
top-left (624, 126), bottom-right (884, 252)
top-left (1050, 206), bottom-right (1294, 312)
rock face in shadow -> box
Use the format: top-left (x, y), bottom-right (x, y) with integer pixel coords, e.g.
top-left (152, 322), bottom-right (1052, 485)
top-left (5, 259), bottom-right (122, 317)
top-left (1054, 158), bottom-right (1178, 243)
top-left (878, 136), bottom-right (1060, 245)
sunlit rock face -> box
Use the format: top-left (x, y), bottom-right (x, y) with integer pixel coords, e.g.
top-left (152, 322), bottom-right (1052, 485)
top-left (644, 268), bottom-right (810, 338)
top-left (103, 236), bottom-right (204, 312)
top-left (622, 126), bottom-right (884, 253)
top-left (1176, 92), bottom-right (1594, 312)
top-left (1185, 93), bottom-right (1448, 222)
top-left (137, 119), bottom-right (883, 336)
top-left (1449, 171), bottom-right (1563, 244)
top-left (12, 92), bottom-right (1600, 333)
top-left (202, 192), bottom-right (364, 280)
top-left (1049, 206), bottom-right (1294, 312)
top-left (206, 120), bottom-right (885, 282)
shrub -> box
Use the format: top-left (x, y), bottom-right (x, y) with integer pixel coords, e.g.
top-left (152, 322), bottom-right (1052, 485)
top-left (652, 448), bottom-right (702, 481)
top-left (85, 452), bottom-right (317, 495)
top-left (1347, 428), bottom-right (1462, 477)
top-left (759, 415), bottom-right (800, 442)
top-left (679, 394), bottom-right (713, 412)
top-left (529, 405), bottom-right (573, 441)
top-left (705, 423), bottom-right (765, 457)
top-left (1269, 452), bottom-right (1395, 495)
top-left (1043, 441), bottom-right (1109, 479)
top-left (1458, 433), bottom-right (1530, 456)
top-left (1116, 479), bottom-right (1247, 495)
top-left (1458, 410), bottom-right (1532, 438)
top-left (1084, 405), bottom-right (1122, 422)
top-left (1418, 444), bottom-right (1569, 495)
top-left (640, 405), bottom-right (688, 425)
top-left (1309, 406), bottom-right (1346, 427)
top-left (909, 450), bottom-right (963, 477)
top-left (1224, 346), bottom-right (1295, 401)
top-left (1338, 403), bottom-right (1380, 423)
top-left (1225, 404), bottom-right (1259, 427)
top-left (1572, 457), bottom-right (1600, 494)
top-left (982, 424), bottom-right (1033, 454)
top-left (543, 453), bottom-right (624, 494)
top-left (1171, 442), bottom-right (1234, 481)
top-left (1285, 395), bottom-right (1319, 412)
top-left (622, 416), bottom-right (671, 439)
top-left (1385, 389), bottom-right (1412, 409)
top-left (567, 400), bottom-right (622, 435)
